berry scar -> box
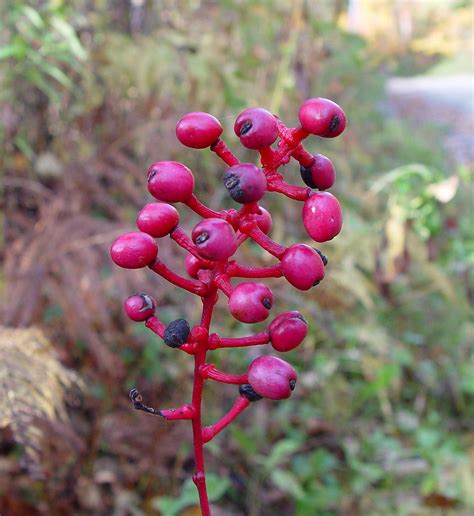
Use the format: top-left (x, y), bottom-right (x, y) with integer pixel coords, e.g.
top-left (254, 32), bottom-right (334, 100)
top-left (110, 98), bottom-right (346, 515)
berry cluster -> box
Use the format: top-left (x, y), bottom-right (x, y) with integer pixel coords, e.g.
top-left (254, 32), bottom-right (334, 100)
top-left (111, 98), bottom-right (346, 515)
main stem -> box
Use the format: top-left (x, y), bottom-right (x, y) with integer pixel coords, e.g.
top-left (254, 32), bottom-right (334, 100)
top-left (191, 274), bottom-right (218, 515)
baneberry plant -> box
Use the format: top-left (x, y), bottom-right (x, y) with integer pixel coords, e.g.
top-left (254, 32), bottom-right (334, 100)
top-left (111, 98), bottom-right (346, 514)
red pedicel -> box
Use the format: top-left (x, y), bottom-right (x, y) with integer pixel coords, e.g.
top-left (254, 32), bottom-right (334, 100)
top-left (247, 355), bottom-right (297, 400)
top-left (110, 231), bottom-right (158, 269)
top-left (298, 98), bottom-right (346, 138)
top-left (124, 293), bottom-right (156, 321)
top-left (147, 161), bottom-right (194, 203)
top-left (137, 202), bottom-right (180, 238)
top-left (223, 163), bottom-right (267, 204)
top-left (302, 192), bottom-right (343, 242)
top-left (176, 112), bottom-right (223, 149)
top-left (281, 244), bottom-right (325, 290)
top-left (300, 153), bottom-right (336, 190)
top-left (192, 218), bottom-right (238, 261)
top-left (234, 107), bottom-right (279, 149)
top-left (229, 282), bottom-right (273, 323)
top-left (269, 311), bottom-right (308, 352)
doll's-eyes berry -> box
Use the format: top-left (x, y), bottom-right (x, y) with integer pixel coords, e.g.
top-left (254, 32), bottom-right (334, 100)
top-left (281, 244), bottom-right (325, 290)
top-left (269, 311), bottom-right (307, 352)
top-left (137, 203), bottom-right (179, 238)
top-left (192, 218), bottom-right (237, 261)
top-left (229, 282), bottom-right (273, 323)
top-left (176, 112), bottom-right (223, 149)
top-left (124, 293), bottom-right (156, 322)
top-left (110, 232), bottom-right (158, 269)
top-left (298, 97), bottom-right (346, 138)
top-left (247, 355), bottom-right (297, 400)
top-left (234, 107), bottom-right (279, 149)
top-left (223, 163), bottom-right (267, 204)
top-left (302, 191), bottom-right (343, 242)
top-left (300, 153), bottom-right (336, 191)
top-left (147, 161), bottom-right (194, 203)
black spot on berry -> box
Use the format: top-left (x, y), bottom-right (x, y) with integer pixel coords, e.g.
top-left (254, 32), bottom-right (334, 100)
top-left (314, 248), bottom-right (328, 266)
top-left (147, 168), bottom-right (156, 182)
top-left (164, 319), bottom-right (190, 348)
top-left (262, 297), bottom-right (272, 309)
top-left (195, 232), bottom-right (210, 245)
top-left (239, 121), bottom-right (252, 136)
top-left (138, 293), bottom-right (155, 312)
top-left (300, 164), bottom-right (316, 189)
top-left (329, 115), bottom-right (340, 133)
top-left (289, 379), bottom-right (296, 391)
top-left (223, 171), bottom-right (244, 202)
top-left (239, 384), bottom-right (262, 402)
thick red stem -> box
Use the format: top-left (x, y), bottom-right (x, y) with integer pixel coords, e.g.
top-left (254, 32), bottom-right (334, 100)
top-left (226, 261), bottom-right (282, 278)
top-left (200, 364), bottom-right (248, 385)
top-left (267, 178), bottom-right (311, 201)
top-left (149, 259), bottom-right (208, 296)
top-left (160, 404), bottom-right (195, 420)
top-left (145, 316), bottom-right (165, 338)
top-left (210, 139), bottom-right (240, 166)
top-left (240, 223), bottom-right (286, 259)
top-left (214, 274), bottom-right (234, 297)
top-left (208, 331), bottom-right (270, 350)
top-left (291, 143), bottom-right (314, 167)
top-left (185, 194), bottom-right (224, 219)
top-left (201, 397), bottom-right (250, 443)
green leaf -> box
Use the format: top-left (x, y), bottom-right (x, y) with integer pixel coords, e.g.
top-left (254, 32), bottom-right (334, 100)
top-left (271, 469), bottom-right (304, 499)
top-left (260, 438), bottom-right (301, 472)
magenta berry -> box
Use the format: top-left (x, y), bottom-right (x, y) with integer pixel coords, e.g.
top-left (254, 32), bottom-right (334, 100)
top-left (234, 107), bottom-right (279, 149)
top-left (247, 355), bottom-right (297, 400)
top-left (137, 202), bottom-right (179, 237)
top-left (147, 161), bottom-right (194, 203)
top-left (110, 231), bottom-right (158, 269)
top-left (300, 154), bottom-right (336, 190)
top-left (192, 218), bottom-right (237, 261)
top-left (298, 97), bottom-right (346, 138)
top-left (229, 282), bottom-right (273, 323)
top-left (124, 293), bottom-right (156, 321)
top-left (118, 98), bottom-right (346, 514)
top-left (281, 244), bottom-right (325, 290)
top-left (223, 163), bottom-right (267, 204)
top-left (302, 192), bottom-right (343, 242)
top-left (176, 112), bottom-right (223, 149)
top-left (269, 311), bottom-right (308, 352)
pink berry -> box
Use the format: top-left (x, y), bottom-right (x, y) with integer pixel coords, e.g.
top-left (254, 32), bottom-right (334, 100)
top-left (185, 253), bottom-right (209, 279)
top-left (136, 203), bottom-right (179, 238)
top-left (147, 161), bottom-right (194, 203)
top-left (281, 244), bottom-right (325, 290)
top-left (247, 355), bottom-right (297, 400)
top-left (191, 218), bottom-right (237, 261)
top-left (300, 154), bottom-right (336, 190)
top-left (110, 232), bottom-right (158, 269)
top-left (269, 311), bottom-right (308, 352)
top-left (176, 112), bottom-right (223, 149)
top-left (223, 163), bottom-right (267, 204)
top-left (298, 98), bottom-right (346, 138)
top-left (234, 108), bottom-right (279, 149)
top-left (124, 293), bottom-right (156, 321)
top-left (229, 282), bottom-right (273, 323)
top-left (302, 192), bottom-right (342, 242)
top-left (253, 206), bottom-right (273, 234)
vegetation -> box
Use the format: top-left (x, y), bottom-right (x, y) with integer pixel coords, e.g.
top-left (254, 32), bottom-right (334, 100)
top-left (1, 1), bottom-right (472, 514)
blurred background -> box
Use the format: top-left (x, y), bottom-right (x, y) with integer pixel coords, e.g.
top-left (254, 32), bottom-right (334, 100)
top-left (1, 1), bottom-right (473, 514)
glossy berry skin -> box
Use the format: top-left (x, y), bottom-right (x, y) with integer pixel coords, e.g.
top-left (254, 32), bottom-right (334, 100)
top-left (298, 98), bottom-right (346, 138)
top-left (281, 244), bottom-right (325, 290)
top-left (192, 218), bottom-right (237, 261)
top-left (176, 112), bottom-right (223, 149)
top-left (111, 232), bottom-right (158, 269)
top-left (223, 163), bottom-right (267, 204)
top-left (302, 192), bottom-right (343, 242)
top-left (229, 282), bottom-right (273, 323)
top-left (185, 253), bottom-right (208, 279)
top-left (247, 355), bottom-right (297, 400)
top-left (269, 311), bottom-right (307, 352)
top-left (147, 161), bottom-right (194, 203)
top-left (234, 108), bottom-right (279, 149)
top-left (124, 293), bottom-right (156, 321)
top-left (300, 154), bottom-right (336, 190)
top-left (137, 203), bottom-right (179, 238)
top-left (252, 206), bottom-right (273, 234)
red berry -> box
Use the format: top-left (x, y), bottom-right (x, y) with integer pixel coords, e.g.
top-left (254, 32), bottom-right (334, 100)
top-left (247, 355), bottom-right (297, 400)
top-left (176, 112), bottom-right (223, 149)
top-left (253, 206), bottom-right (273, 234)
top-left (185, 253), bottom-right (209, 279)
top-left (281, 244), bottom-right (325, 290)
top-left (302, 192), bottom-right (342, 242)
top-left (147, 161), bottom-right (194, 203)
top-left (269, 311), bottom-right (308, 352)
top-left (191, 218), bottom-right (237, 261)
top-left (298, 98), bottom-right (346, 138)
top-left (110, 232), bottom-right (158, 269)
top-left (300, 154), bottom-right (336, 190)
top-left (223, 163), bottom-right (267, 204)
top-left (229, 282), bottom-right (273, 323)
top-left (234, 108), bottom-right (279, 149)
top-left (136, 202), bottom-right (179, 238)
top-left (124, 293), bottom-right (156, 321)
